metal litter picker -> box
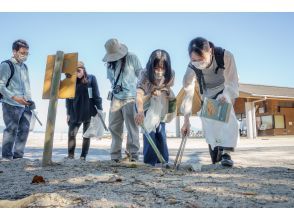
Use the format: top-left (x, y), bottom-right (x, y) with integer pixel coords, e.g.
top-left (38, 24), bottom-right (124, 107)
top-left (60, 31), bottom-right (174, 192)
top-left (174, 134), bottom-right (188, 170)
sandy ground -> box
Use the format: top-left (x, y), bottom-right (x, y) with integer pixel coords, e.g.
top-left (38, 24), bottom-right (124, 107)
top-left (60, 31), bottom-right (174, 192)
top-left (0, 133), bottom-right (293, 208)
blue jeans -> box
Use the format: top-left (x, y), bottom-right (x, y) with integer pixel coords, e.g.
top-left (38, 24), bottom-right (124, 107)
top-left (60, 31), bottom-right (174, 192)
top-left (1, 102), bottom-right (32, 159)
top-left (143, 122), bottom-right (169, 166)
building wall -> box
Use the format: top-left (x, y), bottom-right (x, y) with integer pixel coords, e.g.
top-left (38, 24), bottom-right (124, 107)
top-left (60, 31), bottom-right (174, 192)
top-left (234, 98), bottom-right (294, 136)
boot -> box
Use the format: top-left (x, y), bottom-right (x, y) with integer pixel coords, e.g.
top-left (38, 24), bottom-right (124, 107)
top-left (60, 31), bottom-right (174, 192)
top-left (208, 145), bottom-right (222, 164)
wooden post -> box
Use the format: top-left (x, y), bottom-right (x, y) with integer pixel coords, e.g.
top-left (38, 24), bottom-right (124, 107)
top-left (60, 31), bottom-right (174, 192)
top-left (42, 51), bottom-right (64, 166)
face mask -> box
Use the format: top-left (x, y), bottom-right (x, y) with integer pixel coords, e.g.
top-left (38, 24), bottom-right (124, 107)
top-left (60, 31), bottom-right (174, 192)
top-left (191, 51), bottom-right (212, 70)
top-left (192, 61), bottom-right (208, 70)
top-left (18, 55), bottom-right (28, 63)
top-left (154, 70), bottom-right (165, 80)
top-left (14, 52), bottom-right (28, 63)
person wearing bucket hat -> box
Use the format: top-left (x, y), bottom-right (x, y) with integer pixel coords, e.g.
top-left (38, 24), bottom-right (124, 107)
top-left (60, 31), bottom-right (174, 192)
top-left (65, 61), bottom-right (103, 160)
top-left (103, 38), bottom-right (142, 162)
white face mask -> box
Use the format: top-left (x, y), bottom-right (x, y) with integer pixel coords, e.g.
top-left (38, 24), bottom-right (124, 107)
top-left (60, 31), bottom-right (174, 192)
top-left (154, 70), bottom-right (165, 80)
top-left (14, 52), bottom-right (28, 63)
top-left (192, 61), bottom-right (209, 70)
top-left (191, 51), bottom-right (212, 70)
top-left (18, 55), bottom-right (28, 63)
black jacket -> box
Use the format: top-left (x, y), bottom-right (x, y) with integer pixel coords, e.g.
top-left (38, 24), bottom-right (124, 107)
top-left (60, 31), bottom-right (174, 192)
top-left (66, 74), bottom-right (102, 123)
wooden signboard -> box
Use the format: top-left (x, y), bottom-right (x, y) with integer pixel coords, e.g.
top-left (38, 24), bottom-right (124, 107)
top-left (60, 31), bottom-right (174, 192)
top-left (42, 51), bottom-right (78, 166)
top-left (176, 81), bottom-right (202, 116)
top-left (42, 53), bottom-right (78, 99)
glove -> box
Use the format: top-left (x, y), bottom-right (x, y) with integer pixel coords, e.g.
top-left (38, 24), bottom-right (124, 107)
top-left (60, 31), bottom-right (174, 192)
top-left (27, 100), bottom-right (36, 110)
top-left (216, 94), bottom-right (228, 104)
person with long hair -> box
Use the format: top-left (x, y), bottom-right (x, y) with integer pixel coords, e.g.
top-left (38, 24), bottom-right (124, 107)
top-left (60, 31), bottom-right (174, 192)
top-left (65, 61), bottom-right (102, 160)
top-left (135, 49), bottom-right (175, 166)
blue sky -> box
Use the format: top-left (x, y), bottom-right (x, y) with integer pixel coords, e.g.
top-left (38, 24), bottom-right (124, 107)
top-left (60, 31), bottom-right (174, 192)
top-left (0, 13), bottom-right (293, 132)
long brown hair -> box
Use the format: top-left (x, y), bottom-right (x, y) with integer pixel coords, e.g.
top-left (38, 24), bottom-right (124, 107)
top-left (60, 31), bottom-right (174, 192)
top-left (77, 67), bottom-right (89, 84)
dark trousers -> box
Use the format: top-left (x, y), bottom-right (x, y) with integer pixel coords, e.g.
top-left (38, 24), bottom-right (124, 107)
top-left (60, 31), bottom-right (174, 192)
top-left (68, 121), bottom-right (90, 158)
top-left (1, 102), bottom-right (31, 159)
top-left (143, 122), bottom-right (169, 166)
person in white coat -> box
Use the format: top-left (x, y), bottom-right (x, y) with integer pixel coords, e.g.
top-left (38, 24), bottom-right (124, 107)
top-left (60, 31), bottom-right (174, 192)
top-left (181, 37), bottom-right (239, 167)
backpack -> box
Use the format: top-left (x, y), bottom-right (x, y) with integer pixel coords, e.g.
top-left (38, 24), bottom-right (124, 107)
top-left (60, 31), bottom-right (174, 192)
top-left (188, 47), bottom-right (225, 95)
top-left (0, 60), bottom-right (27, 99)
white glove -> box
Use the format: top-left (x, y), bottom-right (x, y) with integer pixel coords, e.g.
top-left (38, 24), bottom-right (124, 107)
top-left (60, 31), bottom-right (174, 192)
top-left (216, 94), bottom-right (228, 104)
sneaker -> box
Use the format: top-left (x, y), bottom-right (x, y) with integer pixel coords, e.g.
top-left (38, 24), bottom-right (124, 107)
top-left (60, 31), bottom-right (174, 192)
top-left (111, 159), bottom-right (120, 163)
top-left (1, 157), bottom-right (12, 162)
top-left (64, 155), bottom-right (74, 160)
top-left (221, 153), bottom-right (234, 167)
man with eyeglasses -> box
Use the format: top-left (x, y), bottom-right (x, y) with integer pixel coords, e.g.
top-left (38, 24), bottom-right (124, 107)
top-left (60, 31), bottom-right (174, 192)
top-left (0, 39), bottom-right (34, 161)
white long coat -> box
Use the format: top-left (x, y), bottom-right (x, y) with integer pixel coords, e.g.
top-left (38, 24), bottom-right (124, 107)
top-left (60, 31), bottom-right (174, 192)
top-left (181, 50), bottom-right (240, 150)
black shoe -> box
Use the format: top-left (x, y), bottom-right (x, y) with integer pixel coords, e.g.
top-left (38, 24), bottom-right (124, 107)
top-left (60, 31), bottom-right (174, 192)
top-left (208, 145), bottom-right (222, 164)
top-left (111, 159), bottom-right (120, 163)
top-left (221, 153), bottom-right (234, 167)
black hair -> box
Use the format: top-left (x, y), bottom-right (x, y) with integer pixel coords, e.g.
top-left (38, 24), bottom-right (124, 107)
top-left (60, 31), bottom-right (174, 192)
top-left (107, 54), bottom-right (127, 74)
top-left (12, 39), bottom-right (29, 51)
top-left (188, 37), bottom-right (214, 57)
top-left (146, 49), bottom-right (172, 85)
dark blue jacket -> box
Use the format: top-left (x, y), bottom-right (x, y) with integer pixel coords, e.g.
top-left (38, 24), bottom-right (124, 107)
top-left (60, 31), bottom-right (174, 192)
top-left (66, 74), bottom-right (102, 123)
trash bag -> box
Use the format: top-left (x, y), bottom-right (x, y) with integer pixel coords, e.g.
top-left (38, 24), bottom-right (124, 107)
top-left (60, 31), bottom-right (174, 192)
top-left (29, 111), bottom-right (37, 132)
top-left (144, 96), bottom-right (163, 133)
top-left (83, 110), bottom-right (106, 138)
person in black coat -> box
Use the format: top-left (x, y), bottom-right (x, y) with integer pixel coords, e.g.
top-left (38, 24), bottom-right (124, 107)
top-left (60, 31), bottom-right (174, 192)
top-left (65, 61), bottom-right (103, 160)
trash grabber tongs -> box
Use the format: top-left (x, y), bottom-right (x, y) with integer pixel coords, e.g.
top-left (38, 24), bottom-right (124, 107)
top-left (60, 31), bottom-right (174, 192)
top-left (141, 124), bottom-right (166, 165)
top-left (174, 134), bottom-right (188, 170)
top-left (94, 106), bottom-right (108, 131)
top-left (31, 110), bottom-right (43, 126)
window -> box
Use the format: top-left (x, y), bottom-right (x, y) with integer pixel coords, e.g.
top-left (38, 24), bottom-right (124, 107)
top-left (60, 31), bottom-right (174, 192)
top-left (260, 115), bottom-right (273, 130)
top-left (274, 115), bottom-right (285, 129)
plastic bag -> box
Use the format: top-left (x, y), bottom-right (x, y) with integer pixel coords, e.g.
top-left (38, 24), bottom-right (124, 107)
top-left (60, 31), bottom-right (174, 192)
top-left (29, 111), bottom-right (37, 132)
top-left (144, 96), bottom-right (163, 133)
top-left (83, 110), bottom-right (106, 138)
top-left (201, 93), bottom-right (239, 150)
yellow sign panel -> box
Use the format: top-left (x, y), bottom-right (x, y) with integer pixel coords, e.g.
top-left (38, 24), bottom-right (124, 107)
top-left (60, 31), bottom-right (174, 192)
top-left (42, 53), bottom-right (78, 99)
top-left (176, 81), bottom-right (201, 116)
